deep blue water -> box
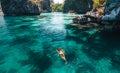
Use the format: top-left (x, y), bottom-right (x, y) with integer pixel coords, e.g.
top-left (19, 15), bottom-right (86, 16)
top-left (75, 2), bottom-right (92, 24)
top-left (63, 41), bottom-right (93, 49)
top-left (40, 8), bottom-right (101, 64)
top-left (0, 12), bottom-right (120, 73)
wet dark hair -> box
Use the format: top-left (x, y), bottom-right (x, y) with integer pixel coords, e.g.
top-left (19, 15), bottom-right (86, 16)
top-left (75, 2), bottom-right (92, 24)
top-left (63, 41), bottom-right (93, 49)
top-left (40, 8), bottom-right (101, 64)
top-left (57, 47), bottom-right (61, 51)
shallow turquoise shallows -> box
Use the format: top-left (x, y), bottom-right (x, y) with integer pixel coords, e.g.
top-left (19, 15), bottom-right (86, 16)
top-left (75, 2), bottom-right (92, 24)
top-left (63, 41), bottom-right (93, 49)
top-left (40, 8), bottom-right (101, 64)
top-left (0, 12), bottom-right (120, 73)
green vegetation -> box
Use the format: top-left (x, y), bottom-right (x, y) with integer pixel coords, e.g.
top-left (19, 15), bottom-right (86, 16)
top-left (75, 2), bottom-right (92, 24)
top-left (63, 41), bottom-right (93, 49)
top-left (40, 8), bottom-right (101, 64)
top-left (51, 3), bottom-right (63, 12)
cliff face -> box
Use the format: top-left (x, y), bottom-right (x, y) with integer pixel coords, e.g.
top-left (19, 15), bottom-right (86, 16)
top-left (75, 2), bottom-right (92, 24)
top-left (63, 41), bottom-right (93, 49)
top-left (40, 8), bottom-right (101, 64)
top-left (0, 0), bottom-right (1, 12)
top-left (1, 0), bottom-right (42, 16)
top-left (41, 0), bottom-right (51, 12)
top-left (63, 0), bottom-right (93, 14)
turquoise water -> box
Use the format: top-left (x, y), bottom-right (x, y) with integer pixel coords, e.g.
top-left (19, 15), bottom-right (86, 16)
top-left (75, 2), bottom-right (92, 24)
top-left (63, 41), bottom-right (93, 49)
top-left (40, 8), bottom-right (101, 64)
top-left (0, 12), bottom-right (120, 73)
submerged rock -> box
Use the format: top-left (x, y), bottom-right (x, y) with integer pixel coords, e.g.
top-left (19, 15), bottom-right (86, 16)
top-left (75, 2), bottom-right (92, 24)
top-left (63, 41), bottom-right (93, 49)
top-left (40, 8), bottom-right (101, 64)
top-left (1, 0), bottom-right (42, 16)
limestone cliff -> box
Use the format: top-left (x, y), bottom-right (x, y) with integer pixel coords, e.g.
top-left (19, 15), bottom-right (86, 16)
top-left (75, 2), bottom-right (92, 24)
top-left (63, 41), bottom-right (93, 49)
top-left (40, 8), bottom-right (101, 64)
top-left (63, 0), bottom-right (93, 14)
top-left (1, 0), bottom-right (42, 16)
top-left (0, 0), bottom-right (1, 12)
top-left (41, 0), bottom-right (51, 12)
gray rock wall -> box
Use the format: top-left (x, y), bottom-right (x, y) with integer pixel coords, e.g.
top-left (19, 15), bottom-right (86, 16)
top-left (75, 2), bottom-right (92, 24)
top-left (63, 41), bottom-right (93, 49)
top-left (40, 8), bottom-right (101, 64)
top-left (41, 0), bottom-right (51, 12)
top-left (63, 0), bottom-right (93, 14)
top-left (1, 0), bottom-right (42, 16)
top-left (0, 0), bottom-right (1, 12)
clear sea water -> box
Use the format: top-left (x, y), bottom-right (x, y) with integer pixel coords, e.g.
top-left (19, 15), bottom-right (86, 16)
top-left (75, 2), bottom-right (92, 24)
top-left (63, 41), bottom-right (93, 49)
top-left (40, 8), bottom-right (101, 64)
top-left (0, 12), bottom-right (120, 73)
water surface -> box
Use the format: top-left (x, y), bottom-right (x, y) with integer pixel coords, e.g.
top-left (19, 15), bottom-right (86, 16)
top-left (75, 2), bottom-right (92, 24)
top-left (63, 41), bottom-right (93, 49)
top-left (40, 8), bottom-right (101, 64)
top-left (0, 12), bottom-right (120, 73)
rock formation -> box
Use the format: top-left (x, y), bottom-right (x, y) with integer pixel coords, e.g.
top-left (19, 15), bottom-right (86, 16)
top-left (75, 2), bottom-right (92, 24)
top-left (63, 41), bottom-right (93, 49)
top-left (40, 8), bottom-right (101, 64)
top-left (0, 0), bottom-right (1, 12)
top-left (1, 0), bottom-right (42, 16)
top-left (41, 0), bottom-right (51, 12)
top-left (63, 0), bottom-right (93, 14)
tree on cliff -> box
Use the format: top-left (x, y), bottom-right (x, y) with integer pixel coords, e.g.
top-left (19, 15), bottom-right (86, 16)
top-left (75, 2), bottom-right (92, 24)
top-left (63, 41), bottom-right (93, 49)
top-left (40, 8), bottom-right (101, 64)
top-left (51, 3), bottom-right (63, 12)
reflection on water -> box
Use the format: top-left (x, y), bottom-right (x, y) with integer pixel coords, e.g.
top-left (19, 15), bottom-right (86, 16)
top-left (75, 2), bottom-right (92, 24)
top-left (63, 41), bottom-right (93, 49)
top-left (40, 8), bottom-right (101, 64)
top-left (0, 12), bottom-right (120, 73)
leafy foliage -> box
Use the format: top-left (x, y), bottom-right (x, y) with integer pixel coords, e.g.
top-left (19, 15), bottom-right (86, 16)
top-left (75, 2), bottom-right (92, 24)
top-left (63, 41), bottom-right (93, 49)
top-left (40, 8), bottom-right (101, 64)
top-left (51, 3), bottom-right (63, 12)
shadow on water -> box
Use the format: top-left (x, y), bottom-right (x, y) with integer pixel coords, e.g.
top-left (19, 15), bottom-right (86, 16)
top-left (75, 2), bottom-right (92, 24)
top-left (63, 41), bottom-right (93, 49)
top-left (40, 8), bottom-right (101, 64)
top-left (67, 29), bottom-right (90, 44)
top-left (82, 31), bottom-right (120, 70)
top-left (66, 51), bottom-right (77, 63)
top-left (7, 69), bottom-right (18, 73)
top-left (66, 25), bottom-right (120, 71)
top-left (21, 50), bottom-right (52, 73)
top-left (2, 16), bottom-right (53, 73)
top-left (10, 35), bottom-right (38, 47)
top-left (3, 17), bottom-right (39, 46)
top-left (76, 62), bottom-right (95, 73)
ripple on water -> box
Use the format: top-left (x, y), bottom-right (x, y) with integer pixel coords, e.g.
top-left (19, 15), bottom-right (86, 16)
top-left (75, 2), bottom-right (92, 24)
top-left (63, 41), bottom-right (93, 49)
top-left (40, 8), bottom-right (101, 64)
top-left (39, 25), bottom-right (67, 41)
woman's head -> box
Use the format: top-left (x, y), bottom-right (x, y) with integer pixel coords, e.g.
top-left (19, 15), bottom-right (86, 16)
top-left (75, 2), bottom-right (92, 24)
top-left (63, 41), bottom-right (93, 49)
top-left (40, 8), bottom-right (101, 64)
top-left (57, 47), bottom-right (61, 51)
